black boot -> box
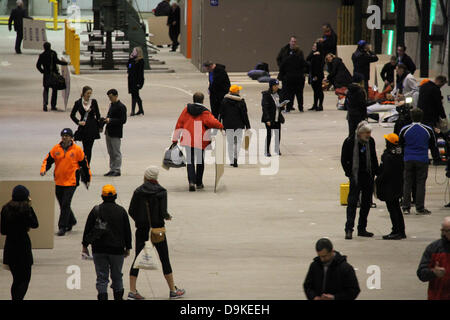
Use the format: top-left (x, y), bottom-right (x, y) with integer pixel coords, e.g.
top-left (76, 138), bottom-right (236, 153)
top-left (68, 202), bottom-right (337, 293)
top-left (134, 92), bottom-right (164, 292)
top-left (97, 292), bottom-right (108, 300)
top-left (233, 158), bottom-right (238, 167)
top-left (308, 105), bottom-right (317, 111)
top-left (316, 105), bottom-right (323, 111)
top-left (345, 230), bottom-right (352, 240)
top-left (113, 289), bottom-right (124, 301)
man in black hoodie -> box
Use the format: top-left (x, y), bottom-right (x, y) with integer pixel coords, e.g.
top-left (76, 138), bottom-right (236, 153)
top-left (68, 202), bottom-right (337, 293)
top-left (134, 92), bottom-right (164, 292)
top-left (82, 184), bottom-right (132, 300)
top-left (303, 238), bottom-right (360, 300)
top-left (8, 0), bottom-right (32, 54)
top-left (203, 61), bottom-right (231, 118)
top-left (127, 166), bottom-right (185, 300)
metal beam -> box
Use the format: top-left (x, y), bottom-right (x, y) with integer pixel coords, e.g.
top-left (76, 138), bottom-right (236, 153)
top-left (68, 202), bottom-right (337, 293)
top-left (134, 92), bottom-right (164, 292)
top-left (415, 0), bottom-right (421, 17)
top-left (420, 0), bottom-right (431, 77)
top-left (396, 0), bottom-right (406, 47)
top-left (354, 0), bottom-right (363, 42)
top-left (374, 0), bottom-right (383, 53)
top-left (439, 0), bottom-right (448, 26)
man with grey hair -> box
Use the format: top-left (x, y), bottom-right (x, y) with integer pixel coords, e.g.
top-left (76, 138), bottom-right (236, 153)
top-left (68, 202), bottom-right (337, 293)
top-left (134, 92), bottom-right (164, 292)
top-left (341, 121), bottom-right (379, 239)
top-left (417, 217), bottom-right (450, 300)
top-left (8, 0), bottom-right (33, 54)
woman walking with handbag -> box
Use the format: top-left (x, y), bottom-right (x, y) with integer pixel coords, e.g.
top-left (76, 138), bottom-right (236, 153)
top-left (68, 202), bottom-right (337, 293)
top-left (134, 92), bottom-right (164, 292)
top-left (70, 86), bottom-right (101, 165)
top-left (1, 185), bottom-right (39, 300)
top-left (127, 166), bottom-right (185, 300)
top-left (128, 47), bottom-right (145, 116)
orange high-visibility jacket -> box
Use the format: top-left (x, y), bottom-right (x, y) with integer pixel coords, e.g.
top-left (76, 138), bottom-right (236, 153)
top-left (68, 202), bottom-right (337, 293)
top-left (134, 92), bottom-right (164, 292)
top-left (40, 142), bottom-right (92, 187)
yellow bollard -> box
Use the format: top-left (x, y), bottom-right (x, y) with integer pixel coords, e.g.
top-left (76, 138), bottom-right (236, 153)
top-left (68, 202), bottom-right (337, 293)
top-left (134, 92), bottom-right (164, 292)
top-left (47, 0), bottom-right (62, 30)
top-left (73, 35), bottom-right (80, 75)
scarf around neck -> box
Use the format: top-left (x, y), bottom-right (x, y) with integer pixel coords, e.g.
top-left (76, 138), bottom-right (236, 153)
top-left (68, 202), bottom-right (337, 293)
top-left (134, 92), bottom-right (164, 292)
top-left (352, 135), bottom-right (372, 185)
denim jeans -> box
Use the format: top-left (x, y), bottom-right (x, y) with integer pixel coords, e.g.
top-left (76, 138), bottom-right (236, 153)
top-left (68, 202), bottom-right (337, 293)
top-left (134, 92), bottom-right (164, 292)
top-left (93, 253), bottom-right (124, 294)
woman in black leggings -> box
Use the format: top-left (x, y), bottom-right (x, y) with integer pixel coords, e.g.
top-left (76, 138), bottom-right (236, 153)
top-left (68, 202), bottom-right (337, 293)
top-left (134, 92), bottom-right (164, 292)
top-left (1, 185), bottom-right (39, 300)
top-left (306, 42), bottom-right (325, 111)
top-left (128, 166), bottom-right (185, 300)
top-left (128, 46), bottom-right (145, 116)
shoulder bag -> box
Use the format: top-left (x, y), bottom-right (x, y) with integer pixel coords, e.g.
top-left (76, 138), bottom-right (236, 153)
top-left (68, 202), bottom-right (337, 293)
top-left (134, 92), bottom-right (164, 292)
top-left (146, 199), bottom-right (166, 244)
top-left (84, 205), bottom-right (109, 244)
top-left (48, 52), bottom-right (66, 90)
top-left (74, 106), bottom-right (91, 141)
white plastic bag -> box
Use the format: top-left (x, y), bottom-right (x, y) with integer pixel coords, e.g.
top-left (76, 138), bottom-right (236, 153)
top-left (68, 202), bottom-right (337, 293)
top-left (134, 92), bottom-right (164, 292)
top-left (133, 241), bottom-right (159, 270)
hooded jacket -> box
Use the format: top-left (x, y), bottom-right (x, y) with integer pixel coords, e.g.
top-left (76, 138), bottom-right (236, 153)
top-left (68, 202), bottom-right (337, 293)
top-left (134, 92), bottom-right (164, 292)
top-left (82, 198), bottom-right (132, 255)
top-left (172, 103), bottom-right (223, 150)
top-left (208, 64), bottom-right (231, 99)
top-left (303, 251), bottom-right (360, 300)
top-left (261, 90), bottom-right (285, 124)
top-left (218, 94), bottom-right (251, 130)
top-left (417, 80), bottom-right (446, 127)
top-left (375, 145), bottom-right (404, 201)
top-left (128, 181), bottom-right (171, 230)
top-left (417, 238), bottom-right (450, 300)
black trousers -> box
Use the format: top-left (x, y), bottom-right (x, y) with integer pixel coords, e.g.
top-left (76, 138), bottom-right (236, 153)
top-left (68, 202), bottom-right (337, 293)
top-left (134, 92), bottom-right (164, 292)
top-left (185, 146), bottom-right (205, 186)
top-left (130, 228), bottom-right (173, 277)
top-left (402, 161), bottom-right (428, 211)
top-left (209, 95), bottom-right (222, 119)
top-left (82, 139), bottom-right (95, 165)
top-left (43, 86), bottom-right (57, 109)
top-left (55, 186), bottom-right (77, 229)
top-left (346, 173), bottom-right (373, 232)
top-left (385, 198), bottom-right (405, 235)
top-left (169, 26), bottom-right (180, 51)
top-left (15, 29), bottom-right (23, 53)
top-left (131, 91), bottom-right (143, 114)
top-left (311, 79), bottom-right (324, 107)
top-left (284, 79), bottom-right (304, 111)
top-left (9, 263), bottom-right (32, 300)
top-left (348, 116), bottom-right (365, 138)
top-left (265, 122), bottom-right (281, 154)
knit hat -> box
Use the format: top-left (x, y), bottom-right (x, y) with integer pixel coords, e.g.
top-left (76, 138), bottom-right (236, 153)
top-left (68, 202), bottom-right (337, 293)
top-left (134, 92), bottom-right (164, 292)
top-left (384, 133), bottom-right (399, 145)
top-left (12, 185), bottom-right (29, 202)
top-left (356, 121), bottom-right (372, 134)
top-left (144, 166), bottom-right (159, 180)
top-left (269, 78), bottom-right (279, 87)
top-left (102, 184), bottom-right (117, 197)
top-left (229, 85), bottom-right (242, 94)
top-left (61, 128), bottom-right (74, 137)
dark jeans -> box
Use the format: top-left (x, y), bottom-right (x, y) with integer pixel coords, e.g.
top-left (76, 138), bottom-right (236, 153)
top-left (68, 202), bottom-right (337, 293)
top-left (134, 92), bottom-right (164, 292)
top-left (209, 95), bottom-right (222, 119)
top-left (130, 228), bottom-right (173, 277)
top-left (43, 86), bottom-right (57, 109)
top-left (131, 91), bottom-right (143, 114)
top-left (385, 198), bottom-right (405, 235)
top-left (284, 79), bottom-right (304, 111)
top-left (348, 116), bottom-right (364, 138)
top-left (9, 263), bottom-right (31, 300)
top-left (15, 29), bottom-right (23, 53)
top-left (311, 79), bottom-right (324, 107)
top-left (185, 146), bottom-right (205, 186)
top-left (402, 161), bottom-right (429, 211)
top-left (82, 139), bottom-right (95, 165)
top-left (169, 26), bottom-right (180, 50)
top-left (346, 173), bottom-right (373, 232)
top-left (93, 253), bottom-right (124, 294)
top-left (55, 186), bottom-right (77, 229)
top-left (265, 122), bottom-right (281, 154)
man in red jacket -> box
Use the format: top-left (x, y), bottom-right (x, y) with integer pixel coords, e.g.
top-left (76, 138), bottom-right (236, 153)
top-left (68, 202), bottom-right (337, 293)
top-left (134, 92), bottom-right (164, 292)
top-left (417, 217), bottom-right (450, 300)
top-left (172, 92), bottom-right (223, 191)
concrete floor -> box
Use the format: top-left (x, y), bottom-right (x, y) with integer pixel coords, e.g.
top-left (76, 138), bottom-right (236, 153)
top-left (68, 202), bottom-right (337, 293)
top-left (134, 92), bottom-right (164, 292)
top-left (0, 26), bottom-right (448, 300)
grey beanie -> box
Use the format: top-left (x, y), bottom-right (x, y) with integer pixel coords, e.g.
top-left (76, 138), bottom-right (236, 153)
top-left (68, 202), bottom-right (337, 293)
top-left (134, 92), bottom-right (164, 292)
top-left (144, 166), bottom-right (159, 180)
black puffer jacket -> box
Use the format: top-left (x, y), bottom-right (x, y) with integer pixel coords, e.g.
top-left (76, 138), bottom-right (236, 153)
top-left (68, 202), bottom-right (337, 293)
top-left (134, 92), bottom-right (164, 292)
top-left (261, 90), bottom-right (285, 124)
top-left (417, 80), bottom-right (446, 127)
top-left (278, 52), bottom-right (307, 84)
top-left (346, 83), bottom-right (369, 120)
top-left (218, 94), bottom-right (251, 130)
top-left (128, 181), bottom-right (171, 230)
top-left (375, 145), bottom-right (404, 201)
top-left (82, 199), bottom-right (132, 255)
top-left (341, 136), bottom-right (379, 179)
top-left (303, 251), bottom-right (360, 300)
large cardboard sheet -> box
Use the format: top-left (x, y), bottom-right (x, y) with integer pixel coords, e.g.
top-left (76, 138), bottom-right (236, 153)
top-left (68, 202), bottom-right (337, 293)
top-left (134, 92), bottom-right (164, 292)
top-left (148, 16), bottom-right (171, 46)
top-left (337, 45), bottom-right (357, 78)
top-left (0, 181), bottom-right (55, 249)
top-left (214, 132), bottom-right (225, 193)
top-left (22, 19), bottom-right (47, 50)
top-left (61, 64), bottom-right (71, 111)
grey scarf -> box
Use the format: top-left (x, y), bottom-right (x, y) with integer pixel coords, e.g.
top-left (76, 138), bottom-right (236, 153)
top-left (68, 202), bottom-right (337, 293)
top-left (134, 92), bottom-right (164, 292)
top-left (352, 135), bottom-right (372, 185)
